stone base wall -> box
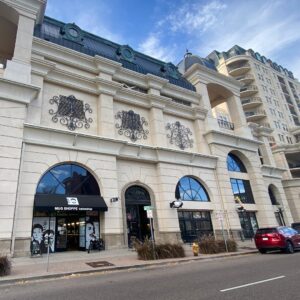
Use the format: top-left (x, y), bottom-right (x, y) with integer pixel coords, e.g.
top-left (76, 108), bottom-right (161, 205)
top-left (0, 239), bottom-right (11, 255)
top-left (155, 231), bottom-right (182, 244)
top-left (214, 229), bottom-right (246, 241)
top-left (13, 237), bottom-right (31, 257)
top-left (102, 233), bottom-right (125, 249)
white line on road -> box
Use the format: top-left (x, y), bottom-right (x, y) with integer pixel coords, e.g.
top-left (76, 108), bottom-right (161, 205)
top-left (220, 275), bottom-right (286, 292)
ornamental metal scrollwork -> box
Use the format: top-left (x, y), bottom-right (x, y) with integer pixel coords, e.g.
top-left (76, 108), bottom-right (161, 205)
top-left (49, 95), bottom-right (93, 131)
top-left (166, 121), bottom-right (193, 150)
top-left (115, 110), bottom-right (149, 142)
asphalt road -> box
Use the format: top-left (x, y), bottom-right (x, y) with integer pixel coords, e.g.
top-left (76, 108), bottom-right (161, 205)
top-left (1, 252), bottom-right (300, 300)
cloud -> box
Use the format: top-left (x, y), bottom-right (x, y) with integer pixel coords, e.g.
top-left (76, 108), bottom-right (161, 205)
top-left (138, 33), bottom-right (176, 62)
top-left (162, 0), bottom-right (227, 34)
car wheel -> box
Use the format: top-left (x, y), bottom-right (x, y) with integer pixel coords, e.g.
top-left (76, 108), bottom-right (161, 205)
top-left (259, 249), bottom-right (266, 254)
top-left (285, 241), bottom-right (294, 254)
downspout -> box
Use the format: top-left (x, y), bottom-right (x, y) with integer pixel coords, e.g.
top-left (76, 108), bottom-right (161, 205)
top-left (10, 141), bottom-right (26, 256)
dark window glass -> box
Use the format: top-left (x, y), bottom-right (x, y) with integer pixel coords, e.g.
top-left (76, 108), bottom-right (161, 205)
top-left (227, 153), bottom-right (247, 173)
top-left (230, 178), bottom-right (255, 204)
top-left (268, 186), bottom-right (278, 205)
top-left (256, 228), bottom-right (277, 234)
top-left (125, 186), bottom-right (151, 205)
top-left (175, 176), bottom-right (209, 201)
top-left (178, 210), bottom-right (213, 243)
top-left (36, 164), bottom-right (100, 195)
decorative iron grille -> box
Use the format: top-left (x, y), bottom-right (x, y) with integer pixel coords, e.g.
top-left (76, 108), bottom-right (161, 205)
top-left (49, 95), bottom-right (93, 131)
top-left (166, 121), bottom-right (193, 150)
top-left (115, 110), bottom-right (149, 142)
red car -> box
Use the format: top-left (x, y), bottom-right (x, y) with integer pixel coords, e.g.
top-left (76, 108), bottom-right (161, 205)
top-left (254, 226), bottom-right (300, 254)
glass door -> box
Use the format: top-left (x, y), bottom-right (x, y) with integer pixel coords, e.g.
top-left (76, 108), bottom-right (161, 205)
top-left (56, 217), bottom-right (67, 251)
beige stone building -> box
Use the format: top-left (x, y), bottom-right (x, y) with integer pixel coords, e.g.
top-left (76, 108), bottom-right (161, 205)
top-left (206, 45), bottom-right (300, 223)
top-left (0, 0), bottom-right (294, 257)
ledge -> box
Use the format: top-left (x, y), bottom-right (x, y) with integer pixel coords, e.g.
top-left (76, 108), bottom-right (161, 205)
top-left (261, 165), bottom-right (286, 179)
top-left (23, 124), bottom-right (218, 169)
top-left (204, 130), bottom-right (262, 152)
top-left (0, 78), bottom-right (40, 104)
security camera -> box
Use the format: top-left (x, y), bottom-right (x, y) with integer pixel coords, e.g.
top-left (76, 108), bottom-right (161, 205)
top-left (170, 200), bottom-right (183, 208)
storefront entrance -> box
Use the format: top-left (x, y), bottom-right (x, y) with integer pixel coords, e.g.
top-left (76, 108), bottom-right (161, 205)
top-left (125, 185), bottom-right (152, 246)
top-left (31, 163), bottom-right (107, 255)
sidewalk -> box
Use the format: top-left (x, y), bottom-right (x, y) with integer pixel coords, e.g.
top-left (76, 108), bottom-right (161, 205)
top-left (0, 240), bottom-right (257, 285)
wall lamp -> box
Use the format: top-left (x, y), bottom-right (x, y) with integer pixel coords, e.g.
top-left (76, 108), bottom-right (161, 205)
top-left (170, 200), bottom-right (183, 208)
top-left (110, 197), bottom-right (119, 203)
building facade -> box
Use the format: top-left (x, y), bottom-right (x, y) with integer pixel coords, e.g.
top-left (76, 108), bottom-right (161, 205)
top-left (0, 0), bottom-right (294, 257)
top-left (207, 45), bottom-right (300, 223)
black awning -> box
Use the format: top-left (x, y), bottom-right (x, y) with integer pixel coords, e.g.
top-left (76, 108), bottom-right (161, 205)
top-left (34, 195), bottom-right (108, 212)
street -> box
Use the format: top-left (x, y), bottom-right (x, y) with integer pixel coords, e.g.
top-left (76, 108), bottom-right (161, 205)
top-left (1, 252), bottom-right (300, 300)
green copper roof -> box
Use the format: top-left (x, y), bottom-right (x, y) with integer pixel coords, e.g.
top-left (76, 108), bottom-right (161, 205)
top-left (34, 16), bottom-right (196, 92)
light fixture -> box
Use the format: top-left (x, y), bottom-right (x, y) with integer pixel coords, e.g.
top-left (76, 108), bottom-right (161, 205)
top-left (110, 197), bottom-right (119, 203)
top-left (170, 200), bottom-right (183, 208)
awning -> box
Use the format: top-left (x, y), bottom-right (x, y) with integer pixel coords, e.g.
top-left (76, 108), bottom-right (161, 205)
top-left (34, 195), bottom-right (108, 212)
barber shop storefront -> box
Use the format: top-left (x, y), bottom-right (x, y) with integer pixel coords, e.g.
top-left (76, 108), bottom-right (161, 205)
top-left (31, 163), bottom-right (107, 255)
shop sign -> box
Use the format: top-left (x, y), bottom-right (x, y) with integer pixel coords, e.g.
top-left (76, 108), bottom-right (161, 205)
top-left (54, 207), bottom-right (93, 211)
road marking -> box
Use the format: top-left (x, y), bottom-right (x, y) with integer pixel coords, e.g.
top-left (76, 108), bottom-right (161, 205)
top-left (220, 275), bottom-right (286, 292)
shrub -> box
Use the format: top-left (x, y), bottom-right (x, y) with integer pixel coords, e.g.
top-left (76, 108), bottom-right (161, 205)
top-left (0, 255), bottom-right (11, 276)
top-left (198, 235), bottom-right (237, 254)
top-left (133, 238), bottom-right (185, 260)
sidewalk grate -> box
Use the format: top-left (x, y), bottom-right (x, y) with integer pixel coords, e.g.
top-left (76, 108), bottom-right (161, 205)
top-left (86, 261), bottom-right (115, 268)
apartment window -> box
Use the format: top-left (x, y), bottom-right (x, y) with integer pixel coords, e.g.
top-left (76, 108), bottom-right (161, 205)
top-left (278, 134), bottom-right (285, 142)
top-left (286, 137), bottom-right (293, 144)
top-left (278, 111), bottom-right (284, 119)
top-left (269, 108), bottom-right (276, 116)
top-left (282, 124), bottom-right (288, 131)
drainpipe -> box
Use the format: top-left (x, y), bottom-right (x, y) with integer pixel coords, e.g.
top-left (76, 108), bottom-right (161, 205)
top-left (10, 141), bottom-right (26, 257)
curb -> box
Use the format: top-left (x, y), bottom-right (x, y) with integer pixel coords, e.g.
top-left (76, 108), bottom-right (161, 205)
top-left (0, 250), bottom-right (257, 286)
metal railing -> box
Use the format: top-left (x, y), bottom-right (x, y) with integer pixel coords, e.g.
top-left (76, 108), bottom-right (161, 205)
top-left (236, 74), bottom-right (254, 81)
top-left (217, 118), bottom-right (235, 130)
top-left (245, 109), bottom-right (266, 117)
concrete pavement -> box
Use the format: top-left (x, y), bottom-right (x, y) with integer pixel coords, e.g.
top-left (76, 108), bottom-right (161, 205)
top-left (0, 240), bottom-right (257, 285)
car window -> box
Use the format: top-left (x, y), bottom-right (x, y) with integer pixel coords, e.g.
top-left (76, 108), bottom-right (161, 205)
top-left (256, 228), bottom-right (277, 234)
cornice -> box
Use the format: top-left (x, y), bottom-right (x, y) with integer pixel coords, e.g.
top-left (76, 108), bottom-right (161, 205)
top-left (95, 76), bottom-right (122, 96)
top-left (282, 178), bottom-right (300, 188)
top-left (183, 63), bottom-right (242, 92)
top-left (261, 165), bottom-right (286, 179)
top-left (23, 124), bottom-right (218, 169)
top-left (31, 55), bottom-right (56, 77)
top-left (204, 130), bottom-right (262, 152)
top-left (0, 78), bottom-right (40, 104)
top-left (94, 55), bottom-right (122, 76)
top-left (272, 143), bottom-right (300, 154)
top-left (145, 74), bottom-right (168, 90)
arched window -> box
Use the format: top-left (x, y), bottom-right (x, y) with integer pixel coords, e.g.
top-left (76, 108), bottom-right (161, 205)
top-left (268, 186), bottom-right (279, 205)
top-left (175, 176), bottom-right (209, 201)
top-left (36, 163), bottom-right (100, 195)
top-left (125, 186), bottom-right (151, 205)
top-left (227, 153), bottom-right (247, 173)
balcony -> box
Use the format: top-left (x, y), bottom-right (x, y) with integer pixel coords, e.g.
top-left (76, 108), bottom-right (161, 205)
top-left (217, 118), bottom-right (234, 131)
top-left (240, 85), bottom-right (258, 97)
top-left (241, 97), bottom-right (262, 108)
top-left (228, 62), bottom-right (251, 76)
top-left (236, 74), bottom-right (254, 85)
top-left (245, 109), bottom-right (266, 121)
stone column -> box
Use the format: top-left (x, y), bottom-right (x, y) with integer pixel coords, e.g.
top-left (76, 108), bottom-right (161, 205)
top-left (4, 14), bottom-right (35, 84)
top-left (227, 94), bottom-right (252, 138)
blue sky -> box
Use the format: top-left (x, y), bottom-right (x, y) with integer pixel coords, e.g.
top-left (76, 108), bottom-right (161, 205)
top-left (46, 0), bottom-right (300, 79)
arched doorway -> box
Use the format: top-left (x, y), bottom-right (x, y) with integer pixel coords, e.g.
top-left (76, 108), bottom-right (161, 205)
top-left (125, 185), bottom-right (151, 246)
top-left (32, 163), bottom-right (107, 254)
top-left (227, 152), bottom-right (258, 239)
top-left (268, 185), bottom-right (285, 226)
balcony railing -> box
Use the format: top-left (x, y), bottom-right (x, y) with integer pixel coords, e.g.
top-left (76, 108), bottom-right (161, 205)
top-left (259, 122), bottom-right (271, 129)
top-left (240, 85), bottom-right (258, 93)
top-left (236, 74), bottom-right (254, 83)
top-left (217, 119), bottom-right (235, 130)
top-left (241, 97), bottom-right (262, 106)
top-left (245, 109), bottom-right (266, 119)
top-left (228, 63), bottom-right (250, 73)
